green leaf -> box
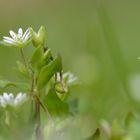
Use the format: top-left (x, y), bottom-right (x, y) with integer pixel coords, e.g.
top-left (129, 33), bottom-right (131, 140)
top-left (55, 82), bottom-right (68, 94)
top-left (85, 128), bottom-right (100, 140)
top-left (0, 80), bottom-right (12, 89)
top-left (12, 82), bottom-right (30, 91)
top-left (31, 45), bottom-right (44, 72)
top-left (44, 88), bottom-right (69, 117)
top-left (30, 26), bottom-right (46, 47)
top-left (15, 61), bottom-right (30, 80)
top-left (0, 80), bottom-right (29, 91)
top-left (37, 55), bottom-right (62, 89)
top-left (55, 82), bottom-right (68, 101)
top-left (42, 48), bottom-right (52, 66)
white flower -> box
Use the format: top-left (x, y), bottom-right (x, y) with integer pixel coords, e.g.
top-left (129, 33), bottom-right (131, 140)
top-left (1, 28), bottom-right (32, 48)
top-left (0, 92), bottom-right (27, 108)
top-left (63, 72), bottom-right (78, 85)
top-left (56, 72), bottom-right (78, 84)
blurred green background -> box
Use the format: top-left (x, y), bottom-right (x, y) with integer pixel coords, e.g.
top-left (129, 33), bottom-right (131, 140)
top-left (0, 0), bottom-right (140, 133)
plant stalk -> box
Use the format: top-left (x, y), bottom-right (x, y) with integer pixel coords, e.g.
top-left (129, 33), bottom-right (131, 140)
top-left (30, 73), bottom-right (42, 140)
top-left (20, 48), bottom-right (28, 70)
top-left (35, 100), bottom-right (42, 140)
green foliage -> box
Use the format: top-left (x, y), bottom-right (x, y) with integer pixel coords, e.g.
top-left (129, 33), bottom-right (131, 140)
top-left (42, 48), bottom-right (52, 66)
top-left (15, 61), bottom-right (31, 80)
top-left (85, 129), bottom-right (100, 140)
top-left (30, 26), bottom-right (46, 47)
top-left (31, 45), bottom-right (44, 72)
top-left (37, 54), bottom-right (62, 89)
top-left (0, 2), bottom-right (139, 139)
top-left (0, 80), bottom-right (13, 89)
top-left (0, 79), bottom-right (29, 91)
top-left (0, 26), bottom-right (77, 140)
top-left (44, 88), bottom-right (69, 117)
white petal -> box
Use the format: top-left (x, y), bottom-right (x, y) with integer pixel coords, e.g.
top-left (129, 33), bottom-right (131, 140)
top-left (56, 72), bottom-right (61, 81)
top-left (14, 93), bottom-right (26, 106)
top-left (9, 93), bottom-right (14, 98)
top-left (3, 36), bottom-right (15, 42)
top-left (22, 28), bottom-right (30, 40)
top-left (3, 39), bottom-right (16, 45)
top-left (68, 73), bottom-right (78, 84)
top-left (0, 98), bottom-right (6, 107)
top-left (9, 93), bottom-right (14, 104)
top-left (9, 30), bottom-right (17, 40)
top-left (23, 32), bottom-right (31, 41)
top-left (18, 28), bottom-right (23, 37)
top-left (20, 93), bottom-right (26, 102)
top-left (68, 76), bottom-right (78, 84)
top-left (3, 92), bottom-right (10, 103)
top-left (15, 92), bottom-right (22, 100)
top-left (21, 93), bottom-right (26, 100)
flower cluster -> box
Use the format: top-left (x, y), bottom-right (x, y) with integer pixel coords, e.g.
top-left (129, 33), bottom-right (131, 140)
top-left (0, 92), bottom-right (27, 108)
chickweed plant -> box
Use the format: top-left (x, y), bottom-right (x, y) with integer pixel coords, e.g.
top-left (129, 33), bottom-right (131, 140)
top-left (0, 26), bottom-right (77, 140)
top-left (1, 26), bottom-right (137, 140)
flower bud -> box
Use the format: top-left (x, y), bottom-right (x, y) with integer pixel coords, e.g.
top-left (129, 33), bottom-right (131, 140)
top-left (30, 26), bottom-right (46, 47)
top-left (55, 81), bottom-right (68, 94)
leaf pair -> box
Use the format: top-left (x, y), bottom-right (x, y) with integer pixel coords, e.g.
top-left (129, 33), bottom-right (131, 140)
top-left (31, 45), bottom-right (62, 89)
top-left (37, 54), bottom-right (62, 89)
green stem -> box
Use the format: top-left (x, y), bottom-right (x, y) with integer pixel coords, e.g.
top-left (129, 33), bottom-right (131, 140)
top-left (35, 95), bottom-right (54, 125)
top-left (35, 100), bottom-right (42, 140)
top-left (20, 48), bottom-right (28, 70)
top-left (31, 75), bottom-right (43, 140)
top-left (5, 111), bottom-right (10, 126)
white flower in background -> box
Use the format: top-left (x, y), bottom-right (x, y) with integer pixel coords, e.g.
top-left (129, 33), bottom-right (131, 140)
top-left (56, 72), bottom-right (78, 85)
top-left (55, 72), bottom-right (78, 94)
top-left (63, 72), bottom-right (78, 85)
top-left (1, 28), bottom-right (32, 48)
top-left (0, 92), bottom-right (27, 108)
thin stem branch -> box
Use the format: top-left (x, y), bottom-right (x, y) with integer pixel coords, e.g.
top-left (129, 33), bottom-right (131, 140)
top-left (29, 71), bottom-right (42, 140)
top-left (35, 100), bottom-right (42, 140)
top-left (20, 48), bottom-right (28, 70)
top-left (35, 95), bottom-right (54, 125)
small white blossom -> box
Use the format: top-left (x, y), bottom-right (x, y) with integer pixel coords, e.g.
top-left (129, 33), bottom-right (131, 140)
top-left (56, 72), bottom-right (78, 85)
top-left (1, 28), bottom-right (32, 48)
top-left (0, 92), bottom-right (27, 108)
top-left (63, 72), bottom-right (78, 85)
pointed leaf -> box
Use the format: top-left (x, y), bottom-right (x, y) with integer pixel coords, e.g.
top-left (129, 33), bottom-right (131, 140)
top-left (42, 48), bottom-right (52, 66)
top-left (44, 88), bottom-right (69, 116)
top-left (37, 55), bottom-right (62, 89)
top-left (31, 45), bottom-right (44, 72)
top-left (0, 80), bottom-right (29, 91)
top-left (15, 61), bottom-right (30, 80)
top-left (0, 80), bottom-right (12, 89)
